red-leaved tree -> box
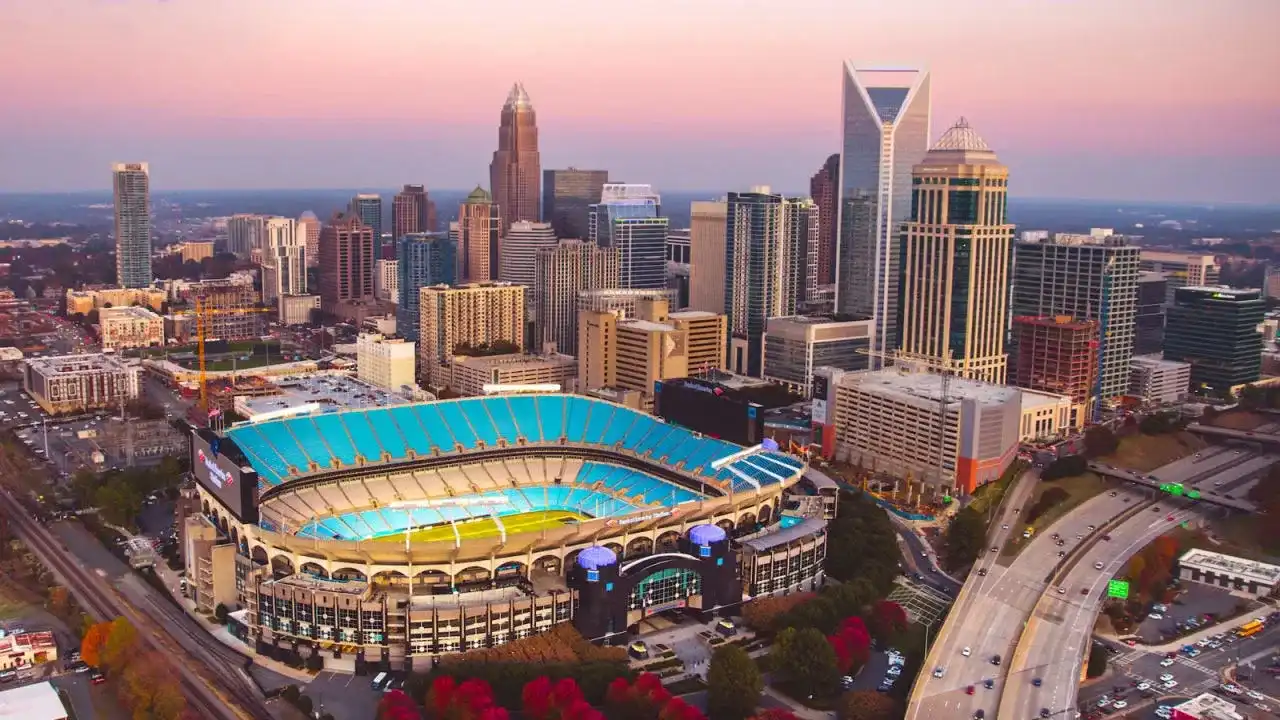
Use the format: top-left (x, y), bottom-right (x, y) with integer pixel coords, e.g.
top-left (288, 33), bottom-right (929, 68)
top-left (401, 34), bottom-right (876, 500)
top-left (828, 616), bottom-right (873, 675)
top-left (748, 710), bottom-right (800, 720)
top-left (522, 677), bottom-right (603, 720)
top-left (657, 696), bottom-right (706, 720)
top-left (604, 673), bottom-right (683, 720)
top-left (377, 689), bottom-right (421, 720)
top-left (869, 600), bottom-right (908, 640)
top-left (424, 676), bottom-right (508, 720)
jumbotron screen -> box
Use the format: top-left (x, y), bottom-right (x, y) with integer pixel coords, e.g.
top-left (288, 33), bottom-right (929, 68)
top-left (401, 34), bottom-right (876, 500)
top-left (654, 378), bottom-right (763, 446)
top-left (190, 429), bottom-right (260, 523)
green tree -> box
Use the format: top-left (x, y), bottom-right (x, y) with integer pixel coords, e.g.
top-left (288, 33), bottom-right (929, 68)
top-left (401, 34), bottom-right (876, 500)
top-left (836, 690), bottom-right (898, 720)
top-left (101, 616), bottom-right (139, 673)
top-left (942, 506), bottom-right (986, 571)
top-left (771, 627), bottom-right (839, 700)
top-left (214, 603), bottom-right (229, 624)
top-left (1086, 643), bottom-right (1108, 678)
top-left (1083, 426), bottom-right (1119, 458)
top-left (707, 645), bottom-right (763, 720)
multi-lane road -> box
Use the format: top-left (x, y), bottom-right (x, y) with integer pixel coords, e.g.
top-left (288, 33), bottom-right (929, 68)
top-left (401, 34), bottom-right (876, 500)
top-left (909, 441), bottom-right (1279, 720)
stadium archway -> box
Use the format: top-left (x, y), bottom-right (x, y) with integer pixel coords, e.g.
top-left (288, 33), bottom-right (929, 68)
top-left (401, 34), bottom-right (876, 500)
top-left (533, 555), bottom-right (562, 575)
top-left (758, 504), bottom-right (772, 525)
top-left (270, 555), bottom-right (295, 579)
top-left (333, 567), bottom-right (367, 582)
top-left (737, 512), bottom-right (757, 530)
top-left (414, 569), bottom-right (450, 588)
top-left (250, 546), bottom-right (269, 566)
top-left (625, 537), bottom-right (654, 559)
top-left (656, 531), bottom-right (680, 552)
top-left (455, 566), bottom-right (491, 585)
top-left (300, 561), bottom-right (329, 579)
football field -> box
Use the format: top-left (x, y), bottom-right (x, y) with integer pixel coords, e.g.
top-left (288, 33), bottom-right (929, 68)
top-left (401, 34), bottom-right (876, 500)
top-left (368, 509), bottom-right (586, 543)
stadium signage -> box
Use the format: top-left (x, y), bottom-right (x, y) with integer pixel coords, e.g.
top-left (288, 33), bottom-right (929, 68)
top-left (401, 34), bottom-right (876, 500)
top-left (197, 449), bottom-right (232, 489)
top-left (606, 508), bottom-right (680, 527)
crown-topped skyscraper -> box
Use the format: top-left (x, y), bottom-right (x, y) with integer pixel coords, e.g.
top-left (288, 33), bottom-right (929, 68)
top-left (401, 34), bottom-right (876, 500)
top-left (490, 83), bottom-right (541, 229)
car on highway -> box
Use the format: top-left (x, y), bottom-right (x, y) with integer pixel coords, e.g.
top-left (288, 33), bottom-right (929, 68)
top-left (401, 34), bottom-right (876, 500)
top-left (1032, 677), bottom-right (1042, 687)
top-left (1057, 550), bottom-right (1066, 558)
top-left (990, 654), bottom-right (1001, 666)
top-left (977, 567), bottom-right (987, 576)
top-left (1248, 690), bottom-right (1265, 701)
top-left (961, 646), bottom-right (971, 656)
top-left (989, 546), bottom-right (998, 553)
top-left (982, 678), bottom-right (994, 689)
top-left (1057, 586), bottom-right (1066, 594)
top-left (965, 685), bottom-right (975, 695)
top-left (932, 667), bottom-right (945, 678)
top-left (1094, 561), bottom-right (1104, 570)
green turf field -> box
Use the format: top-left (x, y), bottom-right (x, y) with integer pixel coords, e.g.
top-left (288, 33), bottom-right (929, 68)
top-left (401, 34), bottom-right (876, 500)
top-left (367, 509), bottom-right (587, 543)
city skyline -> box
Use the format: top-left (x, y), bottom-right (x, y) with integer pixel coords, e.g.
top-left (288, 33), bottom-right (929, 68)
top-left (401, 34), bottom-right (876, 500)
top-left (2, 0), bottom-right (1277, 203)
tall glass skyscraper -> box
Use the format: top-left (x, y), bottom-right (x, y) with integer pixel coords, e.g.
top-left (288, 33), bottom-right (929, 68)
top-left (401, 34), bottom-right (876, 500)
top-left (589, 184), bottom-right (668, 291)
top-left (836, 65), bottom-right (931, 364)
top-left (350, 194), bottom-right (383, 244)
top-left (113, 162), bottom-right (152, 288)
top-left (396, 233), bottom-right (458, 342)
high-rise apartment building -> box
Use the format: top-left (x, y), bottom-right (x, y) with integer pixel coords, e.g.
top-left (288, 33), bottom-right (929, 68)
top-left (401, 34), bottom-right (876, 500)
top-left (392, 184), bottom-right (436, 238)
top-left (836, 66), bottom-right (931, 362)
top-left (543, 168), bottom-right (608, 239)
top-left (724, 187), bottom-right (811, 377)
top-left (317, 212), bottom-right (377, 311)
top-left (589, 184), bottom-right (668, 291)
top-left (99, 306), bottom-right (165, 351)
top-left (261, 217), bottom-right (306, 303)
top-left (113, 162), bottom-right (152, 288)
top-left (1163, 286), bottom-right (1264, 395)
top-left (356, 333), bottom-right (417, 391)
top-left (810, 154), bottom-right (839, 287)
top-left (452, 187), bottom-right (502, 282)
top-left (534, 239), bottom-right (620, 356)
top-left (897, 118), bottom-right (1013, 384)
top-left (375, 259), bottom-right (398, 303)
top-left (298, 211), bottom-right (321, 268)
top-left (1011, 233), bottom-right (1140, 412)
top-left (1136, 272), bottom-right (1168, 355)
top-left (498, 221), bottom-right (557, 291)
top-left (1140, 250), bottom-right (1221, 305)
top-left (226, 214), bottom-right (266, 257)
top-left (672, 311), bottom-right (728, 377)
top-left (417, 283), bottom-right (525, 388)
top-left (688, 200), bottom-right (728, 315)
top-left (490, 83), bottom-right (540, 227)
top-left (349, 194), bottom-right (383, 243)
top-left (1009, 315), bottom-right (1099, 429)
top-left (396, 233), bottom-right (458, 342)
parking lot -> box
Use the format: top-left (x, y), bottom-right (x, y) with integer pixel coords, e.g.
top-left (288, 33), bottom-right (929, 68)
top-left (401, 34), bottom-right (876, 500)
top-left (307, 670), bottom-right (386, 720)
top-left (1135, 583), bottom-right (1261, 644)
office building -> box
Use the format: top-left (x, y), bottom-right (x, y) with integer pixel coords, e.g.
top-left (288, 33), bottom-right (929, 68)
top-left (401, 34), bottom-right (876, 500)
top-left (833, 368), bottom-right (1021, 494)
top-left (589, 184), bottom-right (668, 290)
top-left (393, 184), bottom-right (436, 237)
top-left (1011, 233), bottom-right (1139, 413)
top-left (452, 187), bottom-right (502, 283)
top-left (688, 200), bottom-right (728, 315)
top-left (226, 213), bottom-right (266, 257)
top-left (724, 187), bottom-right (812, 376)
top-left (499, 221), bottom-right (557, 293)
top-left (65, 287), bottom-right (165, 315)
top-left (396, 233), bottom-right (458, 342)
top-left (666, 229), bottom-right (692, 310)
top-left (356, 334), bottom-right (417, 391)
top-left (1163, 286), bottom-right (1264, 395)
top-left (278, 294), bottom-right (320, 326)
top-left (261, 217), bottom-right (306, 303)
top-left (418, 283), bottom-right (525, 388)
top-left (375, 259), bottom-right (398, 303)
top-left (761, 315), bottom-right (874, 396)
top-left (490, 83), bottom-right (541, 227)
top-left (298, 212), bottom-right (321, 268)
top-left (543, 168), bottom-right (608, 239)
top-left (1136, 272), bottom-right (1168, 355)
top-left (317, 212), bottom-right (377, 312)
top-left (836, 66), bottom-right (931, 362)
top-left (1010, 315), bottom-right (1098, 429)
top-left (98, 306), bottom-right (164, 351)
top-left (1019, 390), bottom-right (1073, 442)
top-left (810, 154), bottom-right (839, 287)
top-left (349, 194), bottom-right (383, 243)
top-left (24, 353), bottom-right (141, 414)
top-left (1140, 250), bottom-right (1221, 305)
top-left (179, 241), bottom-right (214, 263)
top-left (1129, 355), bottom-right (1192, 405)
top-left (446, 352), bottom-right (578, 397)
top-left (897, 118), bottom-right (1014, 384)
top-left (1177, 549), bottom-right (1280, 600)
top-left (534, 239), bottom-right (620, 356)
top-left (576, 288), bottom-right (678, 323)
top-left (671, 310), bottom-right (728, 377)
top-left (113, 162), bottom-right (152, 288)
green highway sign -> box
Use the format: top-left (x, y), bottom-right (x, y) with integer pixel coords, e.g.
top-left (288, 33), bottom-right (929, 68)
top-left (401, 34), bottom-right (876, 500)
top-left (1107, 580), bottom-right (1130, 599)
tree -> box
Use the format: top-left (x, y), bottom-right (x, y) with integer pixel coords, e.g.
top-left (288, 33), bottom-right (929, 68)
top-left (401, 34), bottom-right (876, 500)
top-left (770, 627), bottom-right (838, 700)
top-left (827, 579), bottom-right (878, 620)
top-left (742, 592), bottom-right (815, 633)
top-left (749, 711), bottom-right (800, 720)
top-left (48, 585), bottom-right (70, 617)
top-left (828, 617), bottom-right (872, 675)
top-left (604, 673), bottom-right (671, 720)
top-left (706, 644), bottom-right (763, 720)
top-left (101, 617), bottom-right (139, 673)
top-left (657, 697), bottom-right (705, 720)
top-left (1086, 643), bottom-right (1108, 678)
top-left (942, 506), bottom-right (986, 571)
top-left (836, 690), bottom-right (897, 720)
top-left (1083, 426), bottom-right (1120, 458)
top-left (80, 621), bottom-right (109, 668)
top-left (425, 676), bottom-right (508, 720)
top-left (1042, 454), bottom-right (1087, 481)
top-left (868, 600), bottom-right (908, 642)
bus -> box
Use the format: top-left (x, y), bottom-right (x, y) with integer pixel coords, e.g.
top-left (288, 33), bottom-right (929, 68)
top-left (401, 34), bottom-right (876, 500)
top-left (1237, 620), bottom-right (1264, 638)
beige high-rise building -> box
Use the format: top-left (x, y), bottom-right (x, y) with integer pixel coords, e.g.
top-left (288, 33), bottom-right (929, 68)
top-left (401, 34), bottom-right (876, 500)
top-left (446, 353), bottom-right (578, 397)
top-left (689, 200), bottom-right (728, 314)
top-left (113, 162), bottom-right (152, 289)
top-left (418, 283), bottom-right (525, 388)
top-left (534, 239), bottom-right (620, 356)
top-left (576, 288), bottom-right (677, 322)
top-left (261, 217), bottom-right (306, 303)
top-left (298, 212), bottom-right (322, 268)
top-left (578, 297), bottom-right (726, 410)
top-left (180, 241), bottom-right (214, 263)
top-left (452, 188), bottom-right (502, 282)
top-left (670, 310), bottom-right (727, 376)
top-left (226, 214), bottom-right (266, 257)
top-left (898, 118), bottom-right (1014, 384)
top-left (1139, 250), bottom-right (1221, 305)
top-left (499, 221), bottom-right (557, 291)
top-left (356, 334), bottom-right (417, 391)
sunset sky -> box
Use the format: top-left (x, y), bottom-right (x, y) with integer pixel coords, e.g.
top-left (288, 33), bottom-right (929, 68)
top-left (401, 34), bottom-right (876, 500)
top-left (1, 0), bottom-right (1277, 202)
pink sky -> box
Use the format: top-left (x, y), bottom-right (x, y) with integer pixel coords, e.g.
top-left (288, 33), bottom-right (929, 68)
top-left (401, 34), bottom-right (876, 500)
top-left (1, 0), bottom-right (1278, 201)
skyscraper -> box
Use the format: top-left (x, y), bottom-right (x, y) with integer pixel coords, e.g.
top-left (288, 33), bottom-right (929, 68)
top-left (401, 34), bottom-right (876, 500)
top-left (317, 212), bottom-right (376, 311)
top-left (226, 214), bottom-right (266, 258)
top-left (534, 239), bottom-right (621, 356)
top-left (349, 194), bottom-right (383, 243)
top-left (1135, 272), bottom-right (1168, 355)
top-left (688, 200), bottom-right (728, 314)
top-left (589, 184), bottom-right (668, 291)
top-left (724, 187), bottom-right (811, 377)
top-left (810, 154), bottom-right (839, 287)
top-left (451, 187), bottom-right (502, 282)
top-left (1011, 234), bottom-right (1139, 414)
top-left (897, 118), bottom-right (1014, 384)
top-left (396, 233), bottom-right (458, 342)
top-left (418, 283), bottom-right (526, 388)
top-left (499, 221), bottom-right (558, 291)
top-left (298, 211), bottom-right (321, 268)
top-left (836, 65), bottom-right (931, 363)
top-left (543, 168), bottom-right (608, 239)
top-left (113, 162), bottom-right (152, 289)
top-left (393, 184), bottom-right (436, 237)
top-left (490, 83), bottom-right (541, 228)
top-left (1164, 286), bottom-right (1264, 394)
top-left (261, 217), bottom-right (306, 303)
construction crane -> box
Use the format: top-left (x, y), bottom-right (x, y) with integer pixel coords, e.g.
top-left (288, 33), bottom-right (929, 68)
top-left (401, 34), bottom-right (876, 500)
top-left (172, 298), bottom-right (273, 412)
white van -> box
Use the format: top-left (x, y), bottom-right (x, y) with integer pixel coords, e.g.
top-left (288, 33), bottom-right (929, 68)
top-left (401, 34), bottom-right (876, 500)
top-left (370, 671), bottom-right (388, 690)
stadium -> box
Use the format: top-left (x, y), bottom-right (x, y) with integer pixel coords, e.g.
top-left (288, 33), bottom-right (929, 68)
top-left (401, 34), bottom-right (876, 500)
top-left (186, 394), bottom-right (828, 671)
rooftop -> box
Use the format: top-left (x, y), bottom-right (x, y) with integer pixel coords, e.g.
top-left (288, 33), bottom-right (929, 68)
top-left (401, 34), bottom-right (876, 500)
top-left (1131, 355), bottom-right (1192, 371)
top-left (1020, 389), bottom-right (1071, 410)
top-left (1179, 285), bottom-right (1262, 298)
top-left (1172, 693), bottom-right (1243, 719)
top-left (264, 574), bottom-right (370, 596)
top-left (620, 318), bottom-right (676, 333)
top-left (451, 353), bottom-right (576, 371)
top-left (24, 353), bottom-right (134, 375)
top-left (235, 373), bottom-right (410, 421)
top-left (844, 368), bottom-right (1022, 406)
top-left (739, 516), bottom-right (827, 552)
top-left (1179, 548), bottom-right (1280, 586)
top-left (100, 306), bottom-right (161, 321)
top-left (668, 310), bottom-right (719, 320)
top-left (923, 117), bottom-right (1000, 165)
top-left (0, 681), bottom-right (68, 720)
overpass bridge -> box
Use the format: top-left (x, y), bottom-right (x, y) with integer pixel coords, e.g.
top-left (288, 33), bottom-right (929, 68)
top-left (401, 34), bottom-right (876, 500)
top-left (1087, 460), bottom-right (1260, 512)
top-left (1187, 422), bottom-right (1280, 446)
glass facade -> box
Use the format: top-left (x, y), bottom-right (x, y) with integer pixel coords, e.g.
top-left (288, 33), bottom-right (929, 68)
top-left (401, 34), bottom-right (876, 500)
top-left (627, 567), bottom-right (701, 612)
top-left (351, 195), bottom-right (383, 244)
top-left (1135, 273), bottom-right (1167, 355)
top-left (589, 191), bottom-right (668, 290)
top-left (1164, 287), bottom-right (1264, 394)
top-left (543, 169), bottom-right (608, 239)
top-left (113, 163), bottom-right (152, 289)
top-left (396, 233), bottom-right (458, 342)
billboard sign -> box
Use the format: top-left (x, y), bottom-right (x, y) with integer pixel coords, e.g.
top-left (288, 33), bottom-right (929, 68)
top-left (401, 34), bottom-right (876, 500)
top-left (190, 430), bottom-right (259, 523)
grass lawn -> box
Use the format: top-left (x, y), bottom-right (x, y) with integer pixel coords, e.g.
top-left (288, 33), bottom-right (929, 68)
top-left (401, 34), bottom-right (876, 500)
top-left (0, 584), bottom-right (33, 618)
top-left (1001, 471), bottom-right (1114, 559)
top-left (365, 510), bottom-right (586, 543)
top-left (1200, 516), bottom-right (1280, 564)
top-left (1099, 432), bottom-right (1206, 473)
top-left (1203, 410), bottom-right (1268, 431)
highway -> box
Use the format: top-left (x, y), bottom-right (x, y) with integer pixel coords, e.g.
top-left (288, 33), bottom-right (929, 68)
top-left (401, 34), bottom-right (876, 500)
top-left (999, 447), bottom-right (1280, 719)
top-left (0, 487), bottom-right (274, 720)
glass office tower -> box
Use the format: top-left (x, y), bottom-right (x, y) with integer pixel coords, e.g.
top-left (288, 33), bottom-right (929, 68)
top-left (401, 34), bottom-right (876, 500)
top-left (396, 233), bottom-right (458, 342)
top-left (589, 184), bottom-right (668, 291)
